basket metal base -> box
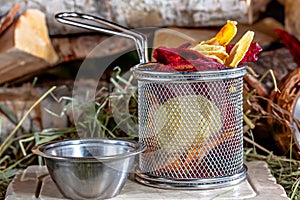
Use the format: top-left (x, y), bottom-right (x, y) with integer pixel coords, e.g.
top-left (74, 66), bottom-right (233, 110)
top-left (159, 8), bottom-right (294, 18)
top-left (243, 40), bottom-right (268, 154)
top-left (135, 165), bottom-right (247, 190)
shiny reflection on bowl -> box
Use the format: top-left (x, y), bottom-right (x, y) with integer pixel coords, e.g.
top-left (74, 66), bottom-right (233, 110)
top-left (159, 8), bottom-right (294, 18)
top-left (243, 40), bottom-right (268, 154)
top-left (32, 138), bottom-right (144, 200)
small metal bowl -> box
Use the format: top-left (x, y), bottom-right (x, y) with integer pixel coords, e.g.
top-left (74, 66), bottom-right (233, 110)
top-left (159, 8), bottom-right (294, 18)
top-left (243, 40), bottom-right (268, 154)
top-left (32, 138), bottom-right (144, 199)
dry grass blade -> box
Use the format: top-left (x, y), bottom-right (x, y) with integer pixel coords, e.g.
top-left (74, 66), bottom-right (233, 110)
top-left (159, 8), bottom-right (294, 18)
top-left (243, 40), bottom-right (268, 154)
top-left (0, 63), bottom-right (299, 200)
top-left (245, 149), bottom-right (300, 200)
top-left (0, 86), bottom-right (57, 157)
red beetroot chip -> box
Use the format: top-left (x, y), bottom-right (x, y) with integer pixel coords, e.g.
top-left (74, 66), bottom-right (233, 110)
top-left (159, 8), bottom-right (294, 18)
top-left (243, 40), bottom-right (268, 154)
top-left (274, 29), bottom-right (300, 66)
top-left (153, 46), bottom-right (225, 72)
top-left (153, 46), bottom-right (202, 64)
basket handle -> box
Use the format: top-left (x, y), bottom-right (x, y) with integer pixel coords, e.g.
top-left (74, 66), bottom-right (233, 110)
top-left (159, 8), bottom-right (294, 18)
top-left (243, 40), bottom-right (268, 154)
top-left (55, 12), bottom-right (148, 64)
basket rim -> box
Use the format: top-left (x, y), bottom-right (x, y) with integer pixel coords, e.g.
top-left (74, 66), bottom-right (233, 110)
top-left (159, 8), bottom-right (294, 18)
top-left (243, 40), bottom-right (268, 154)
top-left (131, 63), bottom-right (247, 82)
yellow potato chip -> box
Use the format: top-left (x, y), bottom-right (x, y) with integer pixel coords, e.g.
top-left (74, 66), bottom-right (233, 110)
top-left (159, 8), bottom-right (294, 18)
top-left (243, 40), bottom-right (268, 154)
top-left (205, 20), bottom-right (237, 46)
top-left (191, 42), bottom-right (226, 52)
top-left (200, 51), bottom-right (229, 63)
top-left (225, 31), bottom-right (254, 68)
top-left (191, 43), bottom-right (228, 64)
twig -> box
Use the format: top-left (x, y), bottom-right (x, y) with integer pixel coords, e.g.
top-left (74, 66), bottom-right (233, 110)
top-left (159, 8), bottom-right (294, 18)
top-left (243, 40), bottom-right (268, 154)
top-left (243, 135), bottom-right (273, 155)
top-left (243, 114), bottom-right (255, 129)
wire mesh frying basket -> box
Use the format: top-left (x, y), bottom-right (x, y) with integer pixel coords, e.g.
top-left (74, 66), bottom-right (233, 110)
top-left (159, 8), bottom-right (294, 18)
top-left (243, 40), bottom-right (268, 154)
top-left (132, 63), bottom-right (247, 189)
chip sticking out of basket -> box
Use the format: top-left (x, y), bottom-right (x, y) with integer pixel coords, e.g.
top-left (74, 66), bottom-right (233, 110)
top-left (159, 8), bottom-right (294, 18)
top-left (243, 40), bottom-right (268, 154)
top-left (153, 20), bottom-right (262, 71)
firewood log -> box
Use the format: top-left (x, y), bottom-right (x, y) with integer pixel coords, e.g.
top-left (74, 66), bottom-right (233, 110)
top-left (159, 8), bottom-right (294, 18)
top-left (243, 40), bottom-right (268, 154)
top-left (0, 7), bottom-right (135, 85)
top-left (0, 9), bottom-right (58, 64)
top-left (0, 8), bottom-right (59, 84)
top-left (0, 0), bottom-right (271, 35)
top-left (283, 0), bottom-right (300, 41)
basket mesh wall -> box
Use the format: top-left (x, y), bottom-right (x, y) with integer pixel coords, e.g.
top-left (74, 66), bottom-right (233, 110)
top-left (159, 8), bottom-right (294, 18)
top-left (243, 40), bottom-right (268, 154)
top-left (135, 66), bottom-right (246, 180)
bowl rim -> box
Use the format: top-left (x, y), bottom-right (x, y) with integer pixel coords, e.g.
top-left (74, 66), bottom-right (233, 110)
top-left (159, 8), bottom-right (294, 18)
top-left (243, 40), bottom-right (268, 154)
top-left (32, 138), bottom-right (145, 162)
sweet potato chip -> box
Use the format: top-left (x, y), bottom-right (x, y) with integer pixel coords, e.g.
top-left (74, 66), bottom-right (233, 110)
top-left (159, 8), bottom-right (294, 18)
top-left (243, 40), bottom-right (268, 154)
top-left (205, 20), bottom-right (237, 46)
top-left (192, 43), bottom-right (226, 52)
top-left (226, 42), bottom-right (262, 65)
top-left (199, 51), bottom-right (228, 64)
top-left (225, 31), bottom-right (254, 68)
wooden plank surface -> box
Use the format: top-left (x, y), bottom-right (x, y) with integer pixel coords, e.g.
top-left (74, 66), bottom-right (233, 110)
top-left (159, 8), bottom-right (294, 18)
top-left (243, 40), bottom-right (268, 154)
top-left (5, 161), bottom-right (288, 199)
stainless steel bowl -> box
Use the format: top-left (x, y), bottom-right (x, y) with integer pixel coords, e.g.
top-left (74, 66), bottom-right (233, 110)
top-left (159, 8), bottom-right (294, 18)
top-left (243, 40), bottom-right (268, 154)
top-left (32, 138), bottom-right (144, 199)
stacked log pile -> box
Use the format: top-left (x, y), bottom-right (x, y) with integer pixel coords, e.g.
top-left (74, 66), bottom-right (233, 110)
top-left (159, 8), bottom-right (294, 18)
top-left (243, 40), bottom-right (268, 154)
top-left (0, 0), bottom-right (274, 85)
top-left (0, 0), bottom-right (271, 35)
top-left (0, 5), bottom-right (135, 85)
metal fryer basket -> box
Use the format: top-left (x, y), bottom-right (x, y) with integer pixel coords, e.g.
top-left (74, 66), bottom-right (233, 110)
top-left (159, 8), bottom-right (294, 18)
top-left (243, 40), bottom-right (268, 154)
top-left (132, 63), bottom-right (247, 189)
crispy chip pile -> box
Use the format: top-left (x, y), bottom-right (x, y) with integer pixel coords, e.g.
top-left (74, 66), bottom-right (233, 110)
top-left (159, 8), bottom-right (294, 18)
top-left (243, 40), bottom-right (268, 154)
top-left (152, 46), bottom-right (225, 72)
top-left (190, 20), bottom-right (237, 64)
top-left (153, 20), bottom-right (262, 71)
